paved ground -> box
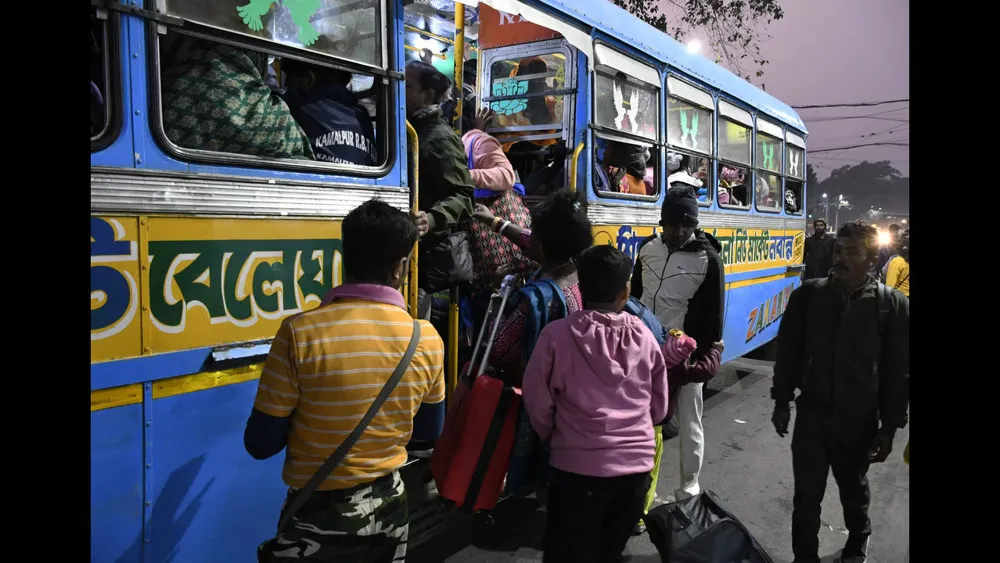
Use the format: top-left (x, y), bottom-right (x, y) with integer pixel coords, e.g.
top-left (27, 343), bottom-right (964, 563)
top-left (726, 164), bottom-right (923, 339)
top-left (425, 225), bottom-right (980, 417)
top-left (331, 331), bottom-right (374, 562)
top-left (408, 358), bottom-right (910, 563)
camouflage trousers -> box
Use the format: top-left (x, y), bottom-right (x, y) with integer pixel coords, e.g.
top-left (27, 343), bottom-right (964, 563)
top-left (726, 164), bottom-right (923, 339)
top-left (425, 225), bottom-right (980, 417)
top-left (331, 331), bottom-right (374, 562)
top-left (258, 471), bottom-right (408, 563)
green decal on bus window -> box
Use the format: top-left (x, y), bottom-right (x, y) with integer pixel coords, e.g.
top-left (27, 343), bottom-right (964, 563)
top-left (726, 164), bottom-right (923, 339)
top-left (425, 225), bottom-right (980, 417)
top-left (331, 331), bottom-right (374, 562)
top-left (680, 110), bottom-right (699, 151)
top-left (761, 142), bottom-right (775, 170)
top-left (490, 78), bottom-right (529, 116)
top-left (238, 0), bottom-right (321, 47)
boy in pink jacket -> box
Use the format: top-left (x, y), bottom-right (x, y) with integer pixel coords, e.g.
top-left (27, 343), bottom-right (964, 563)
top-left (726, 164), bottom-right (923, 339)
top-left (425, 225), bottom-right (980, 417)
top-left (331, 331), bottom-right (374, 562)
top-left (522, 244), bottom-right (669, 563)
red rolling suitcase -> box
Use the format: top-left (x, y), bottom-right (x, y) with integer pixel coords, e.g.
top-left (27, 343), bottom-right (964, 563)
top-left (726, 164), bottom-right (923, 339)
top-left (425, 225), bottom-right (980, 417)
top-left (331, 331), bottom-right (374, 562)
top-left (430, 275), bottom-right (521, 513)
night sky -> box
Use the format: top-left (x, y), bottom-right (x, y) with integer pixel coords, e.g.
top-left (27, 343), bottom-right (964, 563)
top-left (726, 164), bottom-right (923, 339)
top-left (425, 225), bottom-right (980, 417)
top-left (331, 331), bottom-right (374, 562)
top-left (660, 0), bottom-right (909, 181)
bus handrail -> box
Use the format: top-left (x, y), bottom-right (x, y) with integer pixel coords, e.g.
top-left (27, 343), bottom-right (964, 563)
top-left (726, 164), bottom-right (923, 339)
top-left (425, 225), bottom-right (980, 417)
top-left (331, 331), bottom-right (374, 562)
top-left (446, 3), bottom-right (466, 393)
top-left (570, 141), bottom-right (585, 193)
top-left (406, 120), bottom-right (420, 319)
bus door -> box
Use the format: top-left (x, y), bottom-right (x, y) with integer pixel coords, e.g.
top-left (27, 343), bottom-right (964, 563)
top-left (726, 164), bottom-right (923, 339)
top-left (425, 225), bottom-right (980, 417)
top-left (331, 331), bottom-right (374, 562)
top-left (475, 4), bottom-right (578, 200)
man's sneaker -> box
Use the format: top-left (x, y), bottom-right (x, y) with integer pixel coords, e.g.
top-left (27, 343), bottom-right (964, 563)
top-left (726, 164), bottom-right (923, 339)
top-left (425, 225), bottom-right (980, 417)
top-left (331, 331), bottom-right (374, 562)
top-left (632, 520), bottom-right (646, 535)
top-left (838, 536), bottom-right (870, 563)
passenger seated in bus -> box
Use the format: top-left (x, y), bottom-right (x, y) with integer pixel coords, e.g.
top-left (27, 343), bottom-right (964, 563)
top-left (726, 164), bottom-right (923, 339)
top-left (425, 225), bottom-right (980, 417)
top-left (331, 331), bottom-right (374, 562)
top-left (521, 244), bottom-right (668, 563)
top-left (667, 152), bottom-right (704, 198)
top-left (279, 59), bottom-right (377, 166)
top-left (248, 199), bottom-right (445, 562)
top-left (602, 141), bottom-right (649, 195)
top-left (784, 188), bottom-right (799, 214)
top-left (719, 166), bottom-right (746, 206)
top-left (160, 35), bottom-right (314, 160)
top-left (405, 61), bottom-right (477, 317)
top-left (483, 190), bottom-right (594, 385)
top-left (757, 176), bottom-right (777, 209)
top-left (689, 157), bottom-right (710, 202)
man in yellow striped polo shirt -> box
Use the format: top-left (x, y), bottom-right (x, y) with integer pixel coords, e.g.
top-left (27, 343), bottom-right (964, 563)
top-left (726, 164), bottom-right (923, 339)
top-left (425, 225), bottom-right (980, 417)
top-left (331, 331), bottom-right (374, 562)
top-left (247, 199), bottom-right (446, 563)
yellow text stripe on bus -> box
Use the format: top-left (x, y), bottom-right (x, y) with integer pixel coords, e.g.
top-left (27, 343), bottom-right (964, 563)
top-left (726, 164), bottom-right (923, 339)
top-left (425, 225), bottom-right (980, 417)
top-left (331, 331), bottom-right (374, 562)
top-left (152, 363), bottom-right (264, 400)
top-left (91, 384), bottom-right (144, 412)
top-left (727, 271), bottom-right (801, 291)
top-left (91, 363), bottom-right (266, 412)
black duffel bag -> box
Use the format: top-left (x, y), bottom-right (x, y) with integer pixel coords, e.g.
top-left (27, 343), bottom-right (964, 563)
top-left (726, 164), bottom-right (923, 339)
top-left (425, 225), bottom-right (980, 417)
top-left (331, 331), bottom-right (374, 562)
top-left (419, 229), bottom-right (474, 294)
top-left (646, 490), bottom-right (775, 563)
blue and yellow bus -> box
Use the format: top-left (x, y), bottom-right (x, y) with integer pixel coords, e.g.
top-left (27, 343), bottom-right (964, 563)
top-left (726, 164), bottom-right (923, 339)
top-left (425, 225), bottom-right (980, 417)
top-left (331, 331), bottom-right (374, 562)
top-left (90, 1), bottom-right (806, 561)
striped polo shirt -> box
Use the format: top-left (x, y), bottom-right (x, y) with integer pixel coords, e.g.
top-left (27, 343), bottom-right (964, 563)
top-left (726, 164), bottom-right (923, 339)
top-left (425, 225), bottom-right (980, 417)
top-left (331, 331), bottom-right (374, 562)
top-left (253, 283), bottom-right (446, 490)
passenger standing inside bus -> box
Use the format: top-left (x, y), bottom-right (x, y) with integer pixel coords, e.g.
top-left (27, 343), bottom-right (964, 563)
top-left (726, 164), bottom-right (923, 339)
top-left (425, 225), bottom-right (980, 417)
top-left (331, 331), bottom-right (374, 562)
top-left (771, 223), bottom-right (909, 563)
top-left (630, 186), bottom-right (725, 507)
top-left (247, 200), bottom-right (446, 563)
top-left (522, 245), bottom-right (667, 563)
top-left (279, 60), bottom-right (377, 166)
top-left (803, 218), bottom-right (836, 280)
top-left (405, 61), bottom-right (477, 318)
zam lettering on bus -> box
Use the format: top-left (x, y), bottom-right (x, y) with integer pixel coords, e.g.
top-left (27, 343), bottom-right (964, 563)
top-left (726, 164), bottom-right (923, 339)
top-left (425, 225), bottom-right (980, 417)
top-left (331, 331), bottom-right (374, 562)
top-left (745, 283), bottom-right (795, 343)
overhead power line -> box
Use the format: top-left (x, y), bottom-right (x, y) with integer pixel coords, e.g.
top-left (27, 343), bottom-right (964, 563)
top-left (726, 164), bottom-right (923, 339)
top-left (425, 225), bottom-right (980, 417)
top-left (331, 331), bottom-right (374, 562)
top-left (793, 98), bottom-right (909, 110)
top-left (804, 107), bottom-right (908, 123)
top-left (809, 141), bottom-right (909, 154)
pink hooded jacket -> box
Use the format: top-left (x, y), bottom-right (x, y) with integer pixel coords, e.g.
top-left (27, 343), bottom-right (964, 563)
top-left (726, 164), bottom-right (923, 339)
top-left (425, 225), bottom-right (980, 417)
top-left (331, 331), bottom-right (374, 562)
top-left (522, 309), bottom-right (669, 478)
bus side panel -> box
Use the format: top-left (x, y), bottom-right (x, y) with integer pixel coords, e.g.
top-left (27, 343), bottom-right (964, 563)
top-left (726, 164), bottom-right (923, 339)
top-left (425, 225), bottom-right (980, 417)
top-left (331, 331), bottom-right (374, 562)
top-left (721, 275), bottom-right (800, 362)
top-left (147, 378), bottom-right (283, 563)
top-left (91, 404), bottom-right (144, 563)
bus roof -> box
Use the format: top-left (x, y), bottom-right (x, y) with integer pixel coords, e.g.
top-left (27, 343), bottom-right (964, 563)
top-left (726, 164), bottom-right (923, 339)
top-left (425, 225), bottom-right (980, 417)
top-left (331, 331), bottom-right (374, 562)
top-left (525, 0), bottom-right (807, 135)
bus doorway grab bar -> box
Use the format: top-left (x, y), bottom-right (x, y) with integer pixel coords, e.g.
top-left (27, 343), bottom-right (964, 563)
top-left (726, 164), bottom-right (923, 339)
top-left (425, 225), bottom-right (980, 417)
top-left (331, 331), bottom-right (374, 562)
top-left (406, 120), bottom-right (420, 320)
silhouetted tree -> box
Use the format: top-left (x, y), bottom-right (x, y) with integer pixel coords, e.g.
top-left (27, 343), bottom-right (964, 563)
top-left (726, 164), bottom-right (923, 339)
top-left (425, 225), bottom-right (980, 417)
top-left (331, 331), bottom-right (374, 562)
top-left (813, 161), bottom-right (908, 223)
top-left (610, 0), bottom-right (784, 80)
top-left (806, 163), bottom-right (819, 189)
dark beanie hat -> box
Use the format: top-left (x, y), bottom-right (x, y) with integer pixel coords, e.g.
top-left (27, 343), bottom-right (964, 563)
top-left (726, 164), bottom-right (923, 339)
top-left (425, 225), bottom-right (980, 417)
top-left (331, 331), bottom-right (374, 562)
top-left (661, 186), bottom-right (699, 227)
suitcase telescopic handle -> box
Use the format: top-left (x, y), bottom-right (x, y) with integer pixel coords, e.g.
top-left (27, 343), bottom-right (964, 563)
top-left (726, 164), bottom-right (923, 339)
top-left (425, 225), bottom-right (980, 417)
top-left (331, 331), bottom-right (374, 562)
top-left (465, 275), bottom-right (517, 382)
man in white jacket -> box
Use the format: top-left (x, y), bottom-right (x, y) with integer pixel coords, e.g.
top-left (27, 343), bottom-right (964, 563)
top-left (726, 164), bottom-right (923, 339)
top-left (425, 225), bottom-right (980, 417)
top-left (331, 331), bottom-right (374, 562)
top-left (630, 186), bottom-right (726, 501)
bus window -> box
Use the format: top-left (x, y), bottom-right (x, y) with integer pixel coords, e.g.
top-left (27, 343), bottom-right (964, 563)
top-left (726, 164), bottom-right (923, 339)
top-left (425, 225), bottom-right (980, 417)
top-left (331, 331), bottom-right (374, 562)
top-left (153, 0), bottom-right (389, 172)
top-left (666, 77), bottom-right (713, 204)
top-left (91, 8), bottom-right (115, 148)
top-left (591, 45), bottom-right (660, 198)
top-left (485, 50), bottom-right (570, 188)
top-left (717, 101), bottom-right (752, 209)
top-left (784, 133), bottom-right (806, 215)
top-left (755, 119), bottom-right (783, 213)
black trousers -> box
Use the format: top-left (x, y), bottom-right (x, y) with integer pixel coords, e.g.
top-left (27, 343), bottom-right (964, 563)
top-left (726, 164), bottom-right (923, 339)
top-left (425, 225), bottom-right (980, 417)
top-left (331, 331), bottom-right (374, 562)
top-left (791, 403), bottom-right (876, 561)
top-left (544, 467), bottom-right (651, 563)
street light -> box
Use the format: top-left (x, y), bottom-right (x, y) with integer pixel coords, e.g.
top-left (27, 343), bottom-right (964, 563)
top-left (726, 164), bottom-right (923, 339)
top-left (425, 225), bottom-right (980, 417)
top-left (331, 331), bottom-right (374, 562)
top-left (686, 40), bottom-right (701, 55)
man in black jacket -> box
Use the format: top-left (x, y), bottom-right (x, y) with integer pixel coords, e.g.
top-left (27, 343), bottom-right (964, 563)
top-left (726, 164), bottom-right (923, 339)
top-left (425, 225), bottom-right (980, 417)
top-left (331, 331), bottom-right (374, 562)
top-left (631, 186), bottom-right (726, 504)
top-left (771, 223), bottom-right (909, 563)
top-left (803, 219), bottom-right (836, 280)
